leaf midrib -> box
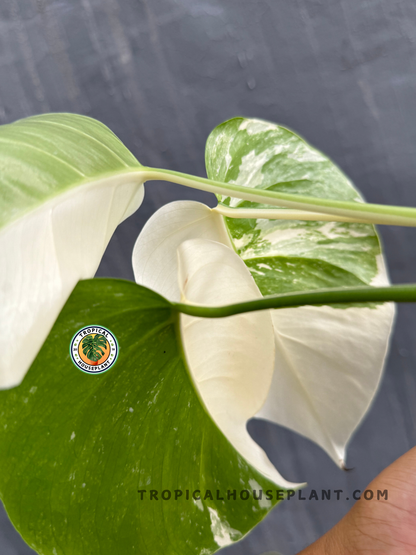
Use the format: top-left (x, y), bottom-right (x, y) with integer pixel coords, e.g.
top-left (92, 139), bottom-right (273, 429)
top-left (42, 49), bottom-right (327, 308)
top-left (0, 167), bottom-right (145, 233)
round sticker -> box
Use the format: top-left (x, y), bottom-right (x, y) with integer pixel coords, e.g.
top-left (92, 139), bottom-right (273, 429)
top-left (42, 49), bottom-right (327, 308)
top-left (70, 326), bottom-right (119, 374)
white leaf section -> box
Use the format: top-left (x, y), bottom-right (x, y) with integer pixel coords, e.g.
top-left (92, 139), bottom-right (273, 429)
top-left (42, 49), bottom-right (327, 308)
top-left (256, 302), bottom-right (395, 467)
top-left (0, 177), bottom-right (144, 389)
top-left (132, 201), bottom-right (232, 301)
top-left (132, 199), bottom-right (394, 470)
top-left (133, 213), bottom-right (300, 487)
top-left (256, 250), bottom-right (395, 468)
top-left (177, 239), bottom-right (300, 488)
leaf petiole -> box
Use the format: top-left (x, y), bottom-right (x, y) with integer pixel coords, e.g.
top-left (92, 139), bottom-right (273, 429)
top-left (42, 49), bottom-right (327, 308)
top-left (172, 284), bottom-right (416, 318)
top-left (140, 166), bottom-right (416, 227)
top-left (212, 205), bottom-right (367, 223)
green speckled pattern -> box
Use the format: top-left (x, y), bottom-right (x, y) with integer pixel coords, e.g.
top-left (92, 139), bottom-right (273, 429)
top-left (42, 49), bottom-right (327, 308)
top-left (0, 280), bottom-right (282, 555)
top-left (206, 117), bottom-right (384, 295)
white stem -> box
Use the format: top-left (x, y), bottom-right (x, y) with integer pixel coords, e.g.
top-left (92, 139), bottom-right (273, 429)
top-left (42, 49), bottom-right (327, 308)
top-left (213, 205), bottom-right (367, 223)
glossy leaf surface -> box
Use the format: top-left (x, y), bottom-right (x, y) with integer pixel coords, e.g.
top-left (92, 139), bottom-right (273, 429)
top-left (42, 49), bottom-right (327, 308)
top-left (205, 117), bottom-right (395, 466)
top-left (0, 114), bottom-right (144, 388)
top-left (0, 279), bottom-right (290, 555)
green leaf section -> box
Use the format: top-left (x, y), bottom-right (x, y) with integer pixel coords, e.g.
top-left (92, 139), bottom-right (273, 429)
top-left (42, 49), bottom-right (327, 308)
top-left (0, 279), bottom-right (281, 555)
top-left (205, 117), bottom-right (383, 296)
top-left (0, 113), bottom-right (141, 230)
top-left (244, 256), bottom-right (368, 296)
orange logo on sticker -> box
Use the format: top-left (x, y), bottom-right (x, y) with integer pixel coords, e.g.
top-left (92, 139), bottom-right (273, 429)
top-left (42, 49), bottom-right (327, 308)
top-left (70, 326), bottom-right (118, 374)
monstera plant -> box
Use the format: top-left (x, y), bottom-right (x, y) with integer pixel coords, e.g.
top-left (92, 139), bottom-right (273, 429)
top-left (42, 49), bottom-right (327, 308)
top-left (81, 334), bottom-right (107, 365)
top-left (0, 113), bottom-right (415, 555)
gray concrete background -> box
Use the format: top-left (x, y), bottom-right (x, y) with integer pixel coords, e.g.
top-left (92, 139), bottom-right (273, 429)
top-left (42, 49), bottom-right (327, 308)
top-left (1, 1), bottom-right (416, 553)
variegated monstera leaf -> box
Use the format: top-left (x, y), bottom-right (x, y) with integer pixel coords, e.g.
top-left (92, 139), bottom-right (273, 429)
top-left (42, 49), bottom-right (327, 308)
top-left (0, 114), bottom-right (395, 555)
top-left (133, 117), bottom-right (395, 469)
top-left (0, 113), bottom-right (145, 388)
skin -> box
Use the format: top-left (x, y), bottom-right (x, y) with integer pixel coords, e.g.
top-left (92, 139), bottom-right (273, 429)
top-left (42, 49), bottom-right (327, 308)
top-left (300, 446), bottom-right (416, 555)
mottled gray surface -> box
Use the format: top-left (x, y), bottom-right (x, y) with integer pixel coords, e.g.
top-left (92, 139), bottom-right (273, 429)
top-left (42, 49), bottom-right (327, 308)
top-left (1, 1), bottom-right (416, 554)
